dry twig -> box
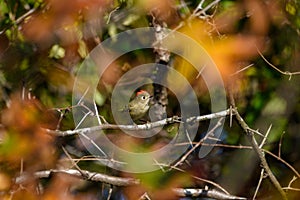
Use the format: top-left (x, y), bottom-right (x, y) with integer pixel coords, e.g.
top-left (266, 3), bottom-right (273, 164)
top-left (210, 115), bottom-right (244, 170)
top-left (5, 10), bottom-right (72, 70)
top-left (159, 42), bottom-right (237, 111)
top-left (16, 169), bottom-right (140, 186)
top-left (229, 90), bottom-right (287, 200)
top-left (45, 109), bottom-right (230, 136)
top-left (173, 188), bottom-right (246, 200)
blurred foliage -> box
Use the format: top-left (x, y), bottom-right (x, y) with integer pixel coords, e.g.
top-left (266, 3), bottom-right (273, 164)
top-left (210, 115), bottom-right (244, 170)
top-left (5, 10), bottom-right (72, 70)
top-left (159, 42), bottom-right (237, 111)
top-left (0, 0), bottom-right (300, 199)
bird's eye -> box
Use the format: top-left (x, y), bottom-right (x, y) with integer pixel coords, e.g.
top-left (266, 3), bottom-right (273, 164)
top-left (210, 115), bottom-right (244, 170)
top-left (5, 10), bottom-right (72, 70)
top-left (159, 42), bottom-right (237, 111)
top-left (141, 95), bottom-right (146, 100)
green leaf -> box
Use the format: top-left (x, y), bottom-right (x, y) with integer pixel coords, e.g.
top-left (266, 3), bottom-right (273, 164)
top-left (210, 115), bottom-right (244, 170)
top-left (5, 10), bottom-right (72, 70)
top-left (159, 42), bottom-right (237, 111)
top-left (122, 14), bottom-right (140, 26)
top-left (77, 40), bottom-right (88, 58)
top-left (94, 90), bottom-right (106, 106)
top-left (49, 44), bottom-right (65, 59)
top-left (108, 24), bottom-right (117, 42)
top-left (286, 2), bottom-right (296, 15)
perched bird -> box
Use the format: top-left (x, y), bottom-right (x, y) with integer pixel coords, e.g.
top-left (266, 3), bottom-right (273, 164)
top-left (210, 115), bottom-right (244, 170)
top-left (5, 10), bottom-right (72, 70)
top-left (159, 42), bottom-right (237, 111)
top-left (127, 90), bottom-right (152, 121)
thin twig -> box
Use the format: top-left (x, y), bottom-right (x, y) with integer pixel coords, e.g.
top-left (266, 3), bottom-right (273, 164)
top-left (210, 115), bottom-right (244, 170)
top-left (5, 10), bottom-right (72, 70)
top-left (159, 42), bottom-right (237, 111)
top-left (278, 132), bottom-right (285, 158)
top-left (257, 48), bottom-right (300, 80)
top-left (61, 146), bottom-right (84, 174)
top-left (172, 117), bottom-right (224, 168)
top-left (230, 64), bottom-right (254, 76)
top-left (192, 0), bottom-right (221, 17)
top-left (282, 187), bottom-right (300, 191)
top-left (78, 131), bottom-right (108, 158)
top-left (259, 124), bottom-right (272, 148)
top-left (194, 0), bottom-right (205, 11)
top-left (288, 176), bottom-right (298, 188)
top-left (106, 6), bottom-right (119, 24)
top-left (253, 168), bottom-right (265, 200)
top-left (282, 176), bottom-right (300, 191)
top-left (229, 106), bottom-right (233, 127)
top-left (66, 155), bottom-right (127, 170)
top-left (156, 162), bottom-right (230, 195)
top-left (152, 0), bottom-right (222, 45)
top-left (264, 149), bottom-right (300, 178)
top-left (106, 186), bottom-right (113, 200)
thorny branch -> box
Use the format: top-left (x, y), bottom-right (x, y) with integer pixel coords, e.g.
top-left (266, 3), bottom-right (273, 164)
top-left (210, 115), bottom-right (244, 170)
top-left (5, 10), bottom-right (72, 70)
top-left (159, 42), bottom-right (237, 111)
top-left (15, 169), bottom-right (139, 186)
top-left (153, 160), bottom-right (230, 195)
top-left (229, 89), bottom-right (288, 200)
top-left (174, 188), bottom-right (246, 200)
top-left (45, 109), bottom-right (231, 137)
top-left (256, 48), bottom-right (300, 80)
top-left (4, 1), bottom-right (299, 199)
top-left (15, 168), bottom-right (246, 200)
top-left (172, 117), bottom-right (224, 169)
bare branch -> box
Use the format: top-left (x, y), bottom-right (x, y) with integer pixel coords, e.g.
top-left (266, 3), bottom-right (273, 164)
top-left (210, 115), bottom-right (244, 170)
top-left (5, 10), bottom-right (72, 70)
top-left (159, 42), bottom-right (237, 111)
top-left (15, 169), bottom-right (140, 186)
top-left (282, 187), bottom-right (300, 192)
top-left (288, 176), bottom-right (298, 188)
top-left (229, 90), bottom-right (287, 200)
top-left (192, 0), bottom-right (221, 18)
top-left (45, 109), bottom-right (231, 137)
top-left (154, 161), bottom-right (230, 195)
top-left (0, 8), bottom-right (37, 35)
top-left (173, 188), bottom-right (246, 200)
top-left (15, 167), bottom-right (248, 199)
top-left (282, 176), bottom-right (300, 192)
top-left (61, 146), bottom-right (84, 173)
top-left (264, 150), bottom-right (300, 178)
top-left (257, 48), bottom-right (300, 80)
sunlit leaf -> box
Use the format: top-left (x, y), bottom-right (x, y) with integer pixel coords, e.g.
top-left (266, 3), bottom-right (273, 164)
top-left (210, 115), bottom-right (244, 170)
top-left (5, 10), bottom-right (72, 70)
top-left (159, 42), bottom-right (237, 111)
top-left (123, 14), bottom-right (140, 26)
top-left (77, 39), bottom-right (88, 58)
top-left (94, 90), bottom-right (106, 106)
top-left (49, 44), bottom-right (65, 59)
top-left (286, 2), bottom-right (296, 15)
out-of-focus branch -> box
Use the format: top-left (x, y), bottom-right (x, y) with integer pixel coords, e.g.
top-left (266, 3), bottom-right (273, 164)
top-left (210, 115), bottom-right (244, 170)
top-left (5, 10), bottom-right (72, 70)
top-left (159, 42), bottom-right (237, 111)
top-left (173, 188), bottom-right (246, 200)
top-left (45, 109), bottom-right (230, 137)
top-left (15, 169), bottom-right (139, 186)
top-left (15, 168), bottom-right (247, 199)
top-left (192, 0), bottom-right (221, 17)
top-left (0, 8), bottom-right (37, 35)
top-left (228, 89), bottom-right (287, 200)
top-left (151, 20), bottom-right (170, 121)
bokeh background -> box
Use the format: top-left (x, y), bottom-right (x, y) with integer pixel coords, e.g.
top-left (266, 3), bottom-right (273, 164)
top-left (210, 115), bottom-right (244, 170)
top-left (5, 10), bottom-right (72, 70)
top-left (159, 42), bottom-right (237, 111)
top-left (0, 0), bottom-right (300, 199)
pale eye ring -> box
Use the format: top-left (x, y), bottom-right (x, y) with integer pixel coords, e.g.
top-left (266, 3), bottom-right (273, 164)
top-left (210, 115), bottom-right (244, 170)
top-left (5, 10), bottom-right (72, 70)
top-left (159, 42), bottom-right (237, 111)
top-left (141, 95), bottom-right (146, 100)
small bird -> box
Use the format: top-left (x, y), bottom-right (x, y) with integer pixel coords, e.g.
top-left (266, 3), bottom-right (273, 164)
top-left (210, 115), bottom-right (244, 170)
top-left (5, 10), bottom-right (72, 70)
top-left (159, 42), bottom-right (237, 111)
top-left (127, 90), bottom-right (152, 121)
